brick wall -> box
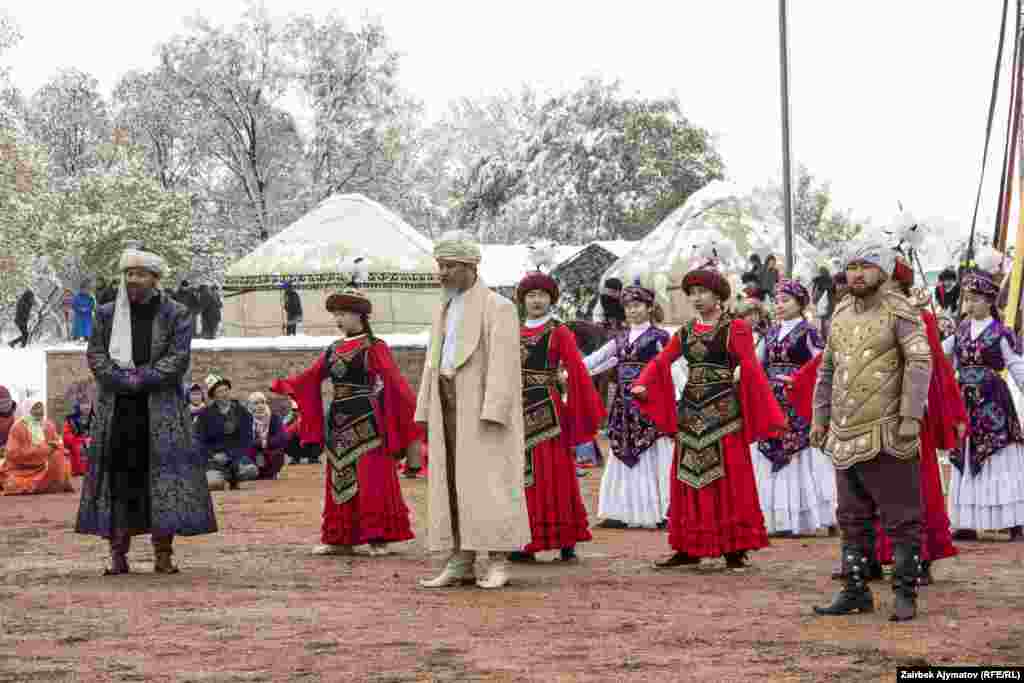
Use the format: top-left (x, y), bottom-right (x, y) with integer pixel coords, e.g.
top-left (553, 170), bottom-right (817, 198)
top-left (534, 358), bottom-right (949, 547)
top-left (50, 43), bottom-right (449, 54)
top-left (46, 343), bottom-right (427, 422)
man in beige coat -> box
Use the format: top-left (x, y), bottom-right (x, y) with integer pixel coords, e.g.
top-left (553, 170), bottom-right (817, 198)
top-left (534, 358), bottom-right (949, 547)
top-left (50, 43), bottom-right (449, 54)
top-left (415, 231), bottom-right (530, 589)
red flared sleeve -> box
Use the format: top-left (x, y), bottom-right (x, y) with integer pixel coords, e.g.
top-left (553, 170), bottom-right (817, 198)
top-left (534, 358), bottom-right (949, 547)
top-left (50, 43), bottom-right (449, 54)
top-left (634, 333), bottom-right (683, 435)
top-left (368, 341), bottom-right (423, 456)
top-left (921, 311), bottom-right (969, 450)
top-left (786, 353), bottom-right (822, 423)
top-left (729, 319), bottom-right (787, 444)
top-left (270, 353), bottom-right (328, 447)
top-left (550, 325), bottom-right (607, 447)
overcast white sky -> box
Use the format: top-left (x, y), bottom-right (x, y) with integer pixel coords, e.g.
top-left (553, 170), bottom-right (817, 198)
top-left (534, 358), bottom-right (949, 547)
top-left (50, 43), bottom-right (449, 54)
top-left (1, 1), bottom-right (1013, 241)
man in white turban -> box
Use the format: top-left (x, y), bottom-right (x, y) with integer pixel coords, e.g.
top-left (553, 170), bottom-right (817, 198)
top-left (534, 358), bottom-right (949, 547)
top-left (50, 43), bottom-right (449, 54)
top-left (76, 242), bottom-right (217, 575)
top-left (415, 231), bottom-right (530, 589)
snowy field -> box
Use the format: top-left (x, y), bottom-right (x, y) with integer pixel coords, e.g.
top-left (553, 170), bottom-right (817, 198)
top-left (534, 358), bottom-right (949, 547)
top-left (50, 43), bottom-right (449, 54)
top-left (0, 346), bottom-right (47, 417)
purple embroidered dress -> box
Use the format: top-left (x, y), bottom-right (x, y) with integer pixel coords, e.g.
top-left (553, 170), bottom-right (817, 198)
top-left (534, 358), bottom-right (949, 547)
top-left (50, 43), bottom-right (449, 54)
top-left (950, 319), bottom-right (1024, 476)
top-left (758, 320), bottom-right (821, 472)
top-left (606, 326), bottom-right (671, 467)
top-left (584, 323), bottom-right (675, 527)
top-left (751, 317), bottom-right (836, 534)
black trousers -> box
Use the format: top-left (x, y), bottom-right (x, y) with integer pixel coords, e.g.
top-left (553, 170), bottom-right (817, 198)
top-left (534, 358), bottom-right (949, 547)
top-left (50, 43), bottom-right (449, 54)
top-left (10, 321), bottom-right (29, 347)
top-left (837, 451), bottom-right (921, 549)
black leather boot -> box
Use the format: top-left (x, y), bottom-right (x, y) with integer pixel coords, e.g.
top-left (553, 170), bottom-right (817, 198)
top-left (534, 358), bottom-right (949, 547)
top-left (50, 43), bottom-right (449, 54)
top-left (815, 545), bottom-right (874, 615)
top-left (832, 520), bottom-right (883, 581)
top-left (890, 544), bottom-right (920, 622)
top-left (918, 559), bottom-right (933, 586)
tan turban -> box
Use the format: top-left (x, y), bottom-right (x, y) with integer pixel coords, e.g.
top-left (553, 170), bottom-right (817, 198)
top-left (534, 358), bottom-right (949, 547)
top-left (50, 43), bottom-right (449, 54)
top-left (434, 230), bottom-right (482, 265)
top-left (119, 243), bottom-right (166, 277)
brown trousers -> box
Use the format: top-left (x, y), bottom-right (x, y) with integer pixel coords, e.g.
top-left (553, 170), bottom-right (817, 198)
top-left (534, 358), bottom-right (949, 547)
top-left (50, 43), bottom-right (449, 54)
top-left (837, 451), bottom-right (922, 548)
top-left (439, 375), bottom-right (461, 549)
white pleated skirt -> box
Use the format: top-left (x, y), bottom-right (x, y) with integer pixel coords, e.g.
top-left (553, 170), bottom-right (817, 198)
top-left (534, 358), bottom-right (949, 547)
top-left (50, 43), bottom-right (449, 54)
top-left (948, 441), bottom-right (1024, 531)
top-left (752, 444), bottom-right (837, 534)
top-left (597, 436), bottom-right (675, 528)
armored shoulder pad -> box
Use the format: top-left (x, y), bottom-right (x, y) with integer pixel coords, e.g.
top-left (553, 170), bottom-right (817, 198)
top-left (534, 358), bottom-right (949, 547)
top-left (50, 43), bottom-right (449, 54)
top-left (882, 291), bottom-right (921, 324)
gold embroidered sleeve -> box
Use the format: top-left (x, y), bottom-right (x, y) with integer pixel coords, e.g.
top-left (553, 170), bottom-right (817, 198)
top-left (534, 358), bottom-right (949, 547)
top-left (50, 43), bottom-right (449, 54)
top-left (895, 316), bottom-right (932, 421)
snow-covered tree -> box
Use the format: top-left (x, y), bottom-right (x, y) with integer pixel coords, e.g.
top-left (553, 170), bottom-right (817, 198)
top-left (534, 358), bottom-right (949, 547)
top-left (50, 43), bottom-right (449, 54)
top-left (26, 68), bottom-right (112, 182)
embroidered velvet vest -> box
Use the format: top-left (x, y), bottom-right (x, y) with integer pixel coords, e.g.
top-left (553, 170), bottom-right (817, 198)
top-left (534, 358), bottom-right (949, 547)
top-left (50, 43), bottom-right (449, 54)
top-left (325, 336), bottom-right (381, 504)
top-left (675, 316), bottom-right (742, 489)
top-left (607, 326), bottom-right (669, 467)
top-left (520, 320), bottom-right (563, 486)
top-left (757, 320), bottom-right (819, 471)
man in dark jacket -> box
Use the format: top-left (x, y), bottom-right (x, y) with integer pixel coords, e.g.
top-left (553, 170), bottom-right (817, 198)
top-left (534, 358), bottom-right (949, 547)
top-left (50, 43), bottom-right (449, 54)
top-left (8, 289), bottom-right (34, 348)
top-left (198, 285), bottom-right (221, 339)
top-left (75, 242), bottom-right (217, 575)
top-left (283, 282), bottom-right (302, 336)
top-left (96, 279), bottom-right (117, 306)
top-left (934, 268), bottom-right (960, 315)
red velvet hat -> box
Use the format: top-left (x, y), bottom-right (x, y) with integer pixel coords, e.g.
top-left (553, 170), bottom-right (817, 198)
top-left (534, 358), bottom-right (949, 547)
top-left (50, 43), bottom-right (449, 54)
top-left (682, 260), bottom-right (731, 301)
top-left (326, 288), bottom-right (372, 315)
top-left (516, 271), bottom-right (559, 304)
top-left (893, 254), bottom-right (914, 286)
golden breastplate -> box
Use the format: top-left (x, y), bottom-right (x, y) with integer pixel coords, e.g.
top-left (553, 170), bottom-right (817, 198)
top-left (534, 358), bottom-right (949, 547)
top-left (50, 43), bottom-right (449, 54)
top-left (825, 304), bottom-right (916, 467)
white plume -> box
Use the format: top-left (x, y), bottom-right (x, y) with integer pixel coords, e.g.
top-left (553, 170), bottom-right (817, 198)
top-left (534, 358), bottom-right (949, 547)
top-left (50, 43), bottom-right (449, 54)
top-left (893, 212), bottom-right (927, 250)
top-left (339, 255), bottom-right (370, 284)
top-left (975, 245), bottom-right (1007, 274)
top-left (528, 240), bottom-right (558, 272)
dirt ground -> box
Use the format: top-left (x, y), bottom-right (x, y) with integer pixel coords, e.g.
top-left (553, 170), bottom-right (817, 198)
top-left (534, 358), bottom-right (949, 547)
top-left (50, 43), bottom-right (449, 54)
top-left (2, 458), bottom-right (1023, 683)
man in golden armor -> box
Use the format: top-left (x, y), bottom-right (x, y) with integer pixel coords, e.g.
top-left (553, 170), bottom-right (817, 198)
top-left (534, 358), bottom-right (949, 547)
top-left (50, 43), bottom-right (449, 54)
top-left (810, 241), bottom-right (933, 622)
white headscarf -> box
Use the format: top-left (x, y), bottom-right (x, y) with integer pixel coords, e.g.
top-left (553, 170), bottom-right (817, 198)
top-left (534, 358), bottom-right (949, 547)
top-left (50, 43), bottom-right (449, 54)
top-left (109, 243), bottom-right (166, 368)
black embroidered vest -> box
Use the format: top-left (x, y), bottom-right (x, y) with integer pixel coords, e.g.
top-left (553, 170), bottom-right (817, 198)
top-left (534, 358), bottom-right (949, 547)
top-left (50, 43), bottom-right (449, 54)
top-left (325, 336), bottom-right (381, 505)
top-left (520, 320), bottom-right (563, 486)
top-left (675, 316), bottom-right (742, 489)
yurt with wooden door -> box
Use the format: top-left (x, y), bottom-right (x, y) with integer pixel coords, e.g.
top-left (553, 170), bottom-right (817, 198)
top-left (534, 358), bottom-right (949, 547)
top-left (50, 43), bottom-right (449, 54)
top-left (221, 194), bottom-right (440, 337)
top-left (601, 181), bottom-right (822, 324)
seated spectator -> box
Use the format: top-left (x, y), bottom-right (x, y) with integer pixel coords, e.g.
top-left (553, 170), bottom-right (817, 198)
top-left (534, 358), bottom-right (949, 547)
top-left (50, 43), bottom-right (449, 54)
top-left (63, 400), bottom-right (93, 476)
top-left (188, 383), bottom-right (206, 424)
top-left (0, 386), bottom-right (16, 461)
top-left (195, 374), bottom-right (257, 490)
top-left (247, 392), bottom-right (288, 480)
top-left (1, 401), bottom-right (74, 495)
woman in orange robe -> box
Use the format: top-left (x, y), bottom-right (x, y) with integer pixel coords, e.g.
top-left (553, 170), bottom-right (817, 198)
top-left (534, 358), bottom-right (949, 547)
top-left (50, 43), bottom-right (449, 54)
top-left (1, 401), bottom-right (74, 495)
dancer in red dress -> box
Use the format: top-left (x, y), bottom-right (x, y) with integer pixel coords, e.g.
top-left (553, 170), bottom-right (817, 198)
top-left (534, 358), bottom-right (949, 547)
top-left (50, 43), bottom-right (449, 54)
top-left (633, 258), bottom-right (786, 569)
top-left (508, 271), bottom-right (605, 563)
top-left (272, 289), bottom-right (419, 557)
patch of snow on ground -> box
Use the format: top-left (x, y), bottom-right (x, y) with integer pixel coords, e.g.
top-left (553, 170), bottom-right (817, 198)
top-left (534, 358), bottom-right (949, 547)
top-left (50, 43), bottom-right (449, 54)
top-left (0, 347), bottom-right (47, 417)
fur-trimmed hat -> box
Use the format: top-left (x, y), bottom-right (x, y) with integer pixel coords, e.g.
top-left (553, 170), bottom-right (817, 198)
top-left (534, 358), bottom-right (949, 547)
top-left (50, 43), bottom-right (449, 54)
top-left (205, 373), bottom-right (231, 396)
top-left (962, 246), bottom-right (1006, 300)
top-left (682, 261), bottom-right (731, 301)
top-left (892, 254), bottom-right (914, 286)
top-left (516, 271), bottom-right (559, 304)
top-left (326, 288), bottom-right (372, 315)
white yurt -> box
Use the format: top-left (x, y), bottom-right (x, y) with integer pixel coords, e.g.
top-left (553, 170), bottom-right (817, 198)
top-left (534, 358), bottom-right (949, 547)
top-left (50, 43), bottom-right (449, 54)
top-left (602, 181), bottom-right (822, 323)
top-left (222, 194), bottom-right (440, 336)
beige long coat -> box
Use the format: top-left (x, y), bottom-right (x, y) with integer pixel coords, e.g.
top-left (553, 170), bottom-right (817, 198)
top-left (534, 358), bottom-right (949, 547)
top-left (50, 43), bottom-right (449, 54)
top-left (414, 278), bottom-right (530, 553)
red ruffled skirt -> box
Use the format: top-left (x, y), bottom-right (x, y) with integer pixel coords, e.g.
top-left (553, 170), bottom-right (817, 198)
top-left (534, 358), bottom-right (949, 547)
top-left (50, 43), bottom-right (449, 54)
top-left (322, 448), bottom-right (415, 546)
top-left (876, 427), bottom-right (957, 563)
top-left (523, 438), bottom-right (592, 552)
top-left (668, 432), bottom-right (769, 557)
